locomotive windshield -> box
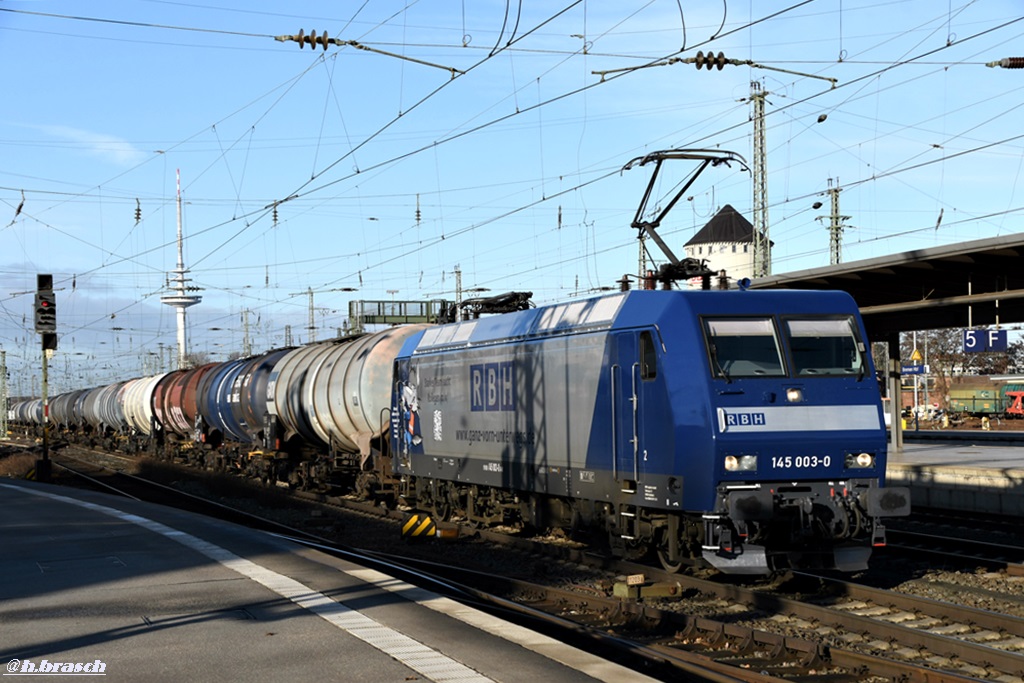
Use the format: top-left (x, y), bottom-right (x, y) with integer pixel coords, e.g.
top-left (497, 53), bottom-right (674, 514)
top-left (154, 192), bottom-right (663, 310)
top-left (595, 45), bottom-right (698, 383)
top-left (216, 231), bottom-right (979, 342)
top-left (704, 318), bottom-right (786, 378)
top-left (784, 316), bottom-right (865, 376)
top-left (704, 315), bottom-right (866, 379)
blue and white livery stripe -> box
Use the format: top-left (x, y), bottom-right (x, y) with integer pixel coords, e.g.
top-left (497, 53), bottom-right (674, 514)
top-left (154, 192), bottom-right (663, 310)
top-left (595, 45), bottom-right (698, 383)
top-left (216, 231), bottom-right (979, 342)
top-left (717, 405), bottom-right (881, 433)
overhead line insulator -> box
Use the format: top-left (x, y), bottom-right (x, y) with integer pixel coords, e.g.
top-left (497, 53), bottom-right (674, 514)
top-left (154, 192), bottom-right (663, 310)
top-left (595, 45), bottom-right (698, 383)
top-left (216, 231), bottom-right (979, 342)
top-left (694, 51), bottom-right (728, 71)
top-left (276, 28), bottom-right (337, 51)
top-left (986, 57), bottom-right (1024, 69)
top-left (593, 51), bottom-right (836, 87)
top-left (274, 29), bottom-right (464, 75)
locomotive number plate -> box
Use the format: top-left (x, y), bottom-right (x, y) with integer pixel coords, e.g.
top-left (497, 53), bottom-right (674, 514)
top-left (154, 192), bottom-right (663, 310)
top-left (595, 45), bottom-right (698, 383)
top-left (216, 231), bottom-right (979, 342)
top-left (771, 455), bottom-right (832, 469)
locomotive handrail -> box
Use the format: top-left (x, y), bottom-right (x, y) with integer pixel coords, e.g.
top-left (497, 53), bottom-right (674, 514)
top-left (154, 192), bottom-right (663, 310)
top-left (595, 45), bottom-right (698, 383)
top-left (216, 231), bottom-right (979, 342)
top-left (631, 362), bottom-right (640, 482)
top-left (610, 364), bottom-right (619, 482)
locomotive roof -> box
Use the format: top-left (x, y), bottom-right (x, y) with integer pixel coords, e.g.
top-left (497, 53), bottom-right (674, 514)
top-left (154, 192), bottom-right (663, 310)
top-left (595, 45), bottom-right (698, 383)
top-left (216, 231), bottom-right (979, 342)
top-left (410, 288), bottom-right (858, 353)
top-left (414, 292), bottom-right (628, 352)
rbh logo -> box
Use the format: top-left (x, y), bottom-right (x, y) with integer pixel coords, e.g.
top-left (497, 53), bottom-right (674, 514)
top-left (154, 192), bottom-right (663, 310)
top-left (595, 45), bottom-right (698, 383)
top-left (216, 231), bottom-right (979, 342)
top-left (725, 411), bottom-right (766, 427)
top-left (470, 362), bottom-right (515, 411)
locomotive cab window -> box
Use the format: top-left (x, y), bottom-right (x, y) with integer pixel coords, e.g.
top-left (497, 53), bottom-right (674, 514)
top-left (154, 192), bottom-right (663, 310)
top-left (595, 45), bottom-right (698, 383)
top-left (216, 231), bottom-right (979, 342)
top-left (704, 318), bottom-right (785, 378)
top-left (784, 317), bottom-right (865, 376)
top-left (639, 330), bottom-right (657, 380)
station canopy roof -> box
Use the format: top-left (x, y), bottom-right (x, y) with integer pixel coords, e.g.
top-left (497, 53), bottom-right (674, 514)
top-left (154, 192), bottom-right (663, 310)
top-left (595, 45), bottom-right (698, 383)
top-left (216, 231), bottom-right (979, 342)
top-left (750, 232), bottom-right (1024, 340)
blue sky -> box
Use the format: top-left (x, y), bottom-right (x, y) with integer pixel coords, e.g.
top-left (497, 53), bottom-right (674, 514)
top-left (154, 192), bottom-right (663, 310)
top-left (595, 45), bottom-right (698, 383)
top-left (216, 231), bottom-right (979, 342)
top-left (1, 1), bottom-right (1022, 393)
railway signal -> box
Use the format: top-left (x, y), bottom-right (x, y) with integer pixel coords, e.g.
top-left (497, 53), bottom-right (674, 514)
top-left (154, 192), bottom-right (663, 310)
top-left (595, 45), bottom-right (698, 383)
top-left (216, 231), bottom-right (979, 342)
top-left (34, 274), bottom-right (57, 350)
top-left (34, 273), bottom-right (55, 481)
top-left (34, 290), bottom-right (56, 332)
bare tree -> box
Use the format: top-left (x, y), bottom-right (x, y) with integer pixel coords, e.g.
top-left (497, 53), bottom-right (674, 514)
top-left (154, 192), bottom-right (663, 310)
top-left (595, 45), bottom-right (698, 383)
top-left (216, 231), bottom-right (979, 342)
top-left (183, 351), bottom-right (210, 368)
top-left (899, 329), bottom-right (1018, 410)
top-left (871, 341), bottom-right (890, 396)
top-left (1007, 339), bottom-right (1024, 374)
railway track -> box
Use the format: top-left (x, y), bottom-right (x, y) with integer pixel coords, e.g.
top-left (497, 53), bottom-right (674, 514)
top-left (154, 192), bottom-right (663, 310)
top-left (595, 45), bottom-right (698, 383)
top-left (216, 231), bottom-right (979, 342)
top-left (886, 528), bottom-right (1024, 574)
top-left (33, 445), bottom-right (1024, 681)
top-left (884, 508), bottom-right (1024, 574)
top-left (903, 508), bottom-right (1024, 538)
top-left (376, 553), bottom-right (1016, 683)
top-left (902, 429), bottom-right (1024, 446)
top-left (762, 571), bottom-right (1024, 678)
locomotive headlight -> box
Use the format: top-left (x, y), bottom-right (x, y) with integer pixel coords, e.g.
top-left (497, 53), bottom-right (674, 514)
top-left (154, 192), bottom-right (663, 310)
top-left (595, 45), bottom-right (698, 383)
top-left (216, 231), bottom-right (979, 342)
top-left (785, 387), bottom-right (804, 403)
top-left (724, 454), bottom-right (757, 472)
top-left (845, 452), bottom-right (875, 469)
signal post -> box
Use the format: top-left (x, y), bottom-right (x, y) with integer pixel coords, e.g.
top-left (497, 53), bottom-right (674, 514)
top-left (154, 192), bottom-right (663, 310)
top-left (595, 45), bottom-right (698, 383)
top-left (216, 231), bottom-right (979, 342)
top-left (34, 274), bottom-right (57, 482)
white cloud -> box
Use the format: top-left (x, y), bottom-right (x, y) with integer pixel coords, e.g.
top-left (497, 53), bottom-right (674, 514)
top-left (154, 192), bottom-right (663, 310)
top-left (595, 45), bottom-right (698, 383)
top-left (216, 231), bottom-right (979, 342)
top-left (35, 124), bottom-right (146, 167)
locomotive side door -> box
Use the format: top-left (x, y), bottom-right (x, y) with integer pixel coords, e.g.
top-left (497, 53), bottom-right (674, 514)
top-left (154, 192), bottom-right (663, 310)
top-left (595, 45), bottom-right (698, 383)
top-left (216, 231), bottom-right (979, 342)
top-left (611, 330), bottom-right (658, 488)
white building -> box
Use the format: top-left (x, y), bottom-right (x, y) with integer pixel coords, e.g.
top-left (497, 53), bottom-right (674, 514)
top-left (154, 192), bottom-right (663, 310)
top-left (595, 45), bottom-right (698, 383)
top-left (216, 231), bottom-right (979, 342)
top-left (683, 204), bottom-right (770, 286)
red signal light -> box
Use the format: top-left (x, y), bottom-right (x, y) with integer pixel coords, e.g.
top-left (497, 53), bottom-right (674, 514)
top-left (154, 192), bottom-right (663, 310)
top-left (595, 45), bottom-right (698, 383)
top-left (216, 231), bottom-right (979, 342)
top-left (34, 289), bottom-right (56, 332)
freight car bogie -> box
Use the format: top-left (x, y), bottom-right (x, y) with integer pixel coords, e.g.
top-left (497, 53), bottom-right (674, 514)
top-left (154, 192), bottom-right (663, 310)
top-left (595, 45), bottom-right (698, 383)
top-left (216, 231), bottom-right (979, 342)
top-left (352, 451), bottom-right (406, 505)
top-left (235, 450), bottom-right (330, 492)
top-left (399, 476), bottom-right (530, 527)
top-left (233, 444), bottom-right (396, 497)
top-left (120, 430), bottom-right (151, 456)
top-left (255, 413), bottom-right (400, 496)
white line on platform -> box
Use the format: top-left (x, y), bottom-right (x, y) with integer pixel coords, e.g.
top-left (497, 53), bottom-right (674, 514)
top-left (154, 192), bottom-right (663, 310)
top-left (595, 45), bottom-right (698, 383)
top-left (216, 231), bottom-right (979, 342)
top-left (2, 483), bottom-right (492, 683)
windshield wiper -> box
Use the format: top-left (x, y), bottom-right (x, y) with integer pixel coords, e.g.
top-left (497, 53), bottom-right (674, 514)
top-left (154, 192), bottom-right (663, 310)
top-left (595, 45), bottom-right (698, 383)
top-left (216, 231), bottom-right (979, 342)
top-left (709, 343), bottom-right (732, 383)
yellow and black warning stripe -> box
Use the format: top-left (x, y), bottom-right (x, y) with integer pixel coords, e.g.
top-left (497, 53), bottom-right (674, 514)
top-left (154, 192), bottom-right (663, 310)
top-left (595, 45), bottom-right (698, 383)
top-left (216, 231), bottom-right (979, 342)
top-left (401, 512), bottom-right (436, 540)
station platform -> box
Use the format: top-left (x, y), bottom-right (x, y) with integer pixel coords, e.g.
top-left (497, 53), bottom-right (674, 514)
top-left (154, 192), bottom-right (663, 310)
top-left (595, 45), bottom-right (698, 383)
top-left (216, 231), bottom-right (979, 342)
top-left (0, 480), bottom-right (661, 683)
top-left (887, 436), bottom-right (1024, 515)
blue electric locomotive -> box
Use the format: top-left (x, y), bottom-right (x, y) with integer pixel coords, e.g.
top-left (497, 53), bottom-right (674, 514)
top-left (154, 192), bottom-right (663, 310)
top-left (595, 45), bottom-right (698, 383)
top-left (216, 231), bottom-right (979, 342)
top-left (391, 288), bottom-right (910, 574)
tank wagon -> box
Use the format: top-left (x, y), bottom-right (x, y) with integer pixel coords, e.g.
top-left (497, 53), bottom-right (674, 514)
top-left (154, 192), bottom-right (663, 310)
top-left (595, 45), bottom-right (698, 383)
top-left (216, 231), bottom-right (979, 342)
top-left (261, 324), bottom-right (429, 488)
top-left (12, 288), bottom-right (910, 575)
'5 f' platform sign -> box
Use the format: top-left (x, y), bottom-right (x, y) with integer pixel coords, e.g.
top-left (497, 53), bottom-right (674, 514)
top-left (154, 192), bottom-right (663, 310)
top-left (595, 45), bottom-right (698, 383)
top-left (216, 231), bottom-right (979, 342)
top-left (963, 329), bottom-right (1008, 353)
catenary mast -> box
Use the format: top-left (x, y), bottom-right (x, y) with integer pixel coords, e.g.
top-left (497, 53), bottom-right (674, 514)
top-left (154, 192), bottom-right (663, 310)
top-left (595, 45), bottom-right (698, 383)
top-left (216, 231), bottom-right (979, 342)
top-left (160, 170), bottom-right (201, 369)
top-left (750, 81), bottom-right (770, 278)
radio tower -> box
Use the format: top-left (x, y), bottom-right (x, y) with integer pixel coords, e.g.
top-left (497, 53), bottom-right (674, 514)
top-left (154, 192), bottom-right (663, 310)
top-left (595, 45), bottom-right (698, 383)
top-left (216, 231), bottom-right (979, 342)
top-left (161, 170), bottom-right (202, 369)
